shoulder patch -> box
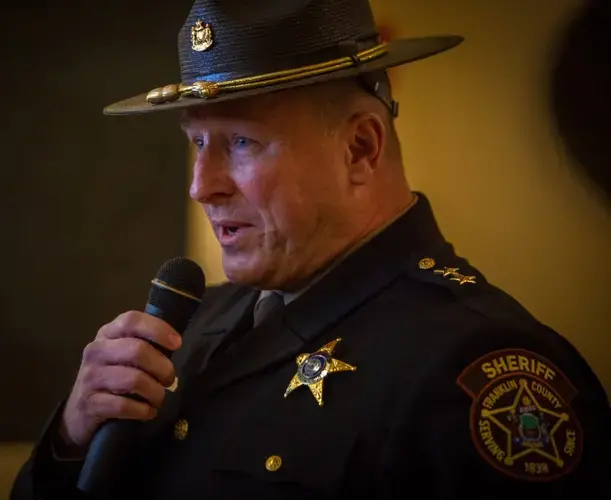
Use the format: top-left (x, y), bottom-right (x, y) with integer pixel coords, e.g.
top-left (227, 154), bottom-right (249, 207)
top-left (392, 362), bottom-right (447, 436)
top-left (457, 349), bottom-right (582, 481)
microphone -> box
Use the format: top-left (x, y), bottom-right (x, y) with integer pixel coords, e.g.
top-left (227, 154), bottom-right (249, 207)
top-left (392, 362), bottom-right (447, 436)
top-left (76, 256), bottom-right (206, 497)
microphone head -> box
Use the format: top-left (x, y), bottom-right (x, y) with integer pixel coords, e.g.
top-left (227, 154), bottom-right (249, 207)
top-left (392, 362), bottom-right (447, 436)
top-left (145, 256), bottom-right (206, 335)
top-left (148, 256), bottom-right (206, 303)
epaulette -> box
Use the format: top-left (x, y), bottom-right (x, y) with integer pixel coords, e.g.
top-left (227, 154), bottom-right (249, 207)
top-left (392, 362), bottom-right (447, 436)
top-left (405, 247), bottom-right (538, 326)
top-left (405, 247), bottom-right (488, 299)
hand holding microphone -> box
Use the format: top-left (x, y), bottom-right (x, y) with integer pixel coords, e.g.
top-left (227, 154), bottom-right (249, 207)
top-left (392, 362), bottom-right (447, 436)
top-left (57, 311), bottom-right (182, 452)
top-left (51, 257), bottom-right (205, 496)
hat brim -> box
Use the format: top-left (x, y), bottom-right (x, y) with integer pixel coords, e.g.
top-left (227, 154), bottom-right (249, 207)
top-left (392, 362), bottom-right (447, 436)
top-left (103, 35), bottom-right (463, 116)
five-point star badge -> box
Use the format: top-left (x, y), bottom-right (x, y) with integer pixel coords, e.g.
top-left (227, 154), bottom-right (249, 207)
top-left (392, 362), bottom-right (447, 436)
top-left (284, 338), bottom-right (356, 406)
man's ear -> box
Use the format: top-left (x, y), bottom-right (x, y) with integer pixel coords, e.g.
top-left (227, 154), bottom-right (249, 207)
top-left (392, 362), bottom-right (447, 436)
top-left (345, 112), bottom-right (385, 185)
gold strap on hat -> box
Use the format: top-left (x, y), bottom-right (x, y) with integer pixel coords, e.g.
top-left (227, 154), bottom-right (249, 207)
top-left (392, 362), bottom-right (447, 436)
top-left (146, 43), bottom-right (388, 105)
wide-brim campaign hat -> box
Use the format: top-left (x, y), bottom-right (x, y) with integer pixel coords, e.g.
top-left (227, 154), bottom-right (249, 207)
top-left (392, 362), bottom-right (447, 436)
top-left (104, 0), bottom-right (463, 116)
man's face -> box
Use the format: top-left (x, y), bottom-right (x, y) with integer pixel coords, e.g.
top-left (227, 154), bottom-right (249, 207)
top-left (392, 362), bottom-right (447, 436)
top-left (181, 88), bottom-right (352, 290)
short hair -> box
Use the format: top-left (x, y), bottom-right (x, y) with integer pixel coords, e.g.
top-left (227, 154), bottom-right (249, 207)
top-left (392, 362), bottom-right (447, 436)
top-left (302, 76), bottom-right (402, 160)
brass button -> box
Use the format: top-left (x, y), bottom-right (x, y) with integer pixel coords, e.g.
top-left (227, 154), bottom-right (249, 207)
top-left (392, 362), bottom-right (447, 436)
top-left (418, 257), bottom-right (436, 270)
top-left (265, 455), bottom-right (282, 472)
top-left (174, 419), bottom-right (188, 440)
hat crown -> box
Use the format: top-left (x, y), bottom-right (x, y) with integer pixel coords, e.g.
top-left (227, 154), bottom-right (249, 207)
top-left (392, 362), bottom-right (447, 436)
top-left (178, 0), bottom-right (380, 84)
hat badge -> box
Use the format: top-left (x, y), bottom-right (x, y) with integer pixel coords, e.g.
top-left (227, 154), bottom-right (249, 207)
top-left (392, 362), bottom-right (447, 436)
top-left (191, 19), bottom-right (213, 52)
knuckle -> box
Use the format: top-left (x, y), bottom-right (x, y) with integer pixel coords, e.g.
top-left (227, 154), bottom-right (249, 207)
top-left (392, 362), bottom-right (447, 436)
top-left (124, 337), bottom-right (147, 364)
top-left (82, 340), bottom-right (102, 363)
top-left (81, 365), bottom-right (99, 387)
top-left (116, 310), bottom-right (141, 332)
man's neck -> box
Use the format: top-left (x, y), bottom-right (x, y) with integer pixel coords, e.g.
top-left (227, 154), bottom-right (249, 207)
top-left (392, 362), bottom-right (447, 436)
top-left (273, 193), bottom-right (419, 303)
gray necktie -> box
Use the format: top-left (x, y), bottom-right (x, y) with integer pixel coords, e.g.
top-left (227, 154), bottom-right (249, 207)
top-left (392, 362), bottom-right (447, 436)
top-left (253, 292), bottom-right (284, 327)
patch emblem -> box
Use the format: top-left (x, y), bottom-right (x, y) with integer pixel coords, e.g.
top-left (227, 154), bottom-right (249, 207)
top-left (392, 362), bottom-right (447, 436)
top-left (457, 349), bottom-right (582, 481)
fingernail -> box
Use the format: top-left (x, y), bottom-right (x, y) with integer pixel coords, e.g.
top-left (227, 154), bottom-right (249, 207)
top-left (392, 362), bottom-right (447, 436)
top-left (172, 334), bottom-right (182, 349)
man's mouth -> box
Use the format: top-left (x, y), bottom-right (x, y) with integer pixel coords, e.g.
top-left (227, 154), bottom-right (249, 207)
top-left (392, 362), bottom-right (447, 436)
top-left (213, 221), bottom-right (254, 244)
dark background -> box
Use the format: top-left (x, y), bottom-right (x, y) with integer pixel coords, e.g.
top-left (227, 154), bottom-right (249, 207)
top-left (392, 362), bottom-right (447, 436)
top-left (0, 0), bottom-right (194, 441)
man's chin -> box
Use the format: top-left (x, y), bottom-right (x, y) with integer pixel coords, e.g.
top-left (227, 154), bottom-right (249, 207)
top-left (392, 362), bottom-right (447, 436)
top-left (222, 254), bottom-right (274, 289)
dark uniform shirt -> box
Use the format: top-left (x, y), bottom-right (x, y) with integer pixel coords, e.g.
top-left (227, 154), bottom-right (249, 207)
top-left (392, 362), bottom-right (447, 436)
top-left (11, 193), bottom-right (611, 499)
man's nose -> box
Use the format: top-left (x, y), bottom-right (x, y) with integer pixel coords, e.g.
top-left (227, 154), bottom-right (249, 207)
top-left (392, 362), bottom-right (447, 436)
top-left (189, 146), bottom-right (234, 203)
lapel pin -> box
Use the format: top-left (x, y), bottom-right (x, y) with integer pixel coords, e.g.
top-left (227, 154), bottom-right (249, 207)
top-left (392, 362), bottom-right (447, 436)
top-left (284, 338), bottom-right (356, 407)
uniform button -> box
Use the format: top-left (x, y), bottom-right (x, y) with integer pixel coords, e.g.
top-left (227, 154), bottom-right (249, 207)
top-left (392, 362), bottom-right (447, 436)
top-left (418, 257), bottom-right (436, 270)
top-left (265, 455), bottom-right (282, 472)
top-left (174, 419), bottom-right (188, 440)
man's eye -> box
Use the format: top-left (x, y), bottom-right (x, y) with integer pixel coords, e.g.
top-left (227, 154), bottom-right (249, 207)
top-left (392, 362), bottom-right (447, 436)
top-left (232, 136), bottom-right (257, 149)
top-left (193, 138), bottom-right (204, 151)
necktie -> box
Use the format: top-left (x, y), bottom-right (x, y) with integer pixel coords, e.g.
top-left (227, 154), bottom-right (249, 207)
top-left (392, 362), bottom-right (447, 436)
top-left (253, 291), bottom-right (284, 327)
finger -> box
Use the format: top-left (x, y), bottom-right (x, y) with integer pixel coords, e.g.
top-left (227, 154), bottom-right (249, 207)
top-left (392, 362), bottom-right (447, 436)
top-left (88, 392), bottom-right (157, 422)
top-left (97, 311), bottom-right (182, 352)
top-left (83, 338), bottom-right (176, 387)
top-left (88, 365), bottom-right (167, 410)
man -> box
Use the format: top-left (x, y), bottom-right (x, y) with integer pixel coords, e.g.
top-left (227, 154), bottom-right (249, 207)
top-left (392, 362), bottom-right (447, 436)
top-left (12, 0), bottom-right (611, 498)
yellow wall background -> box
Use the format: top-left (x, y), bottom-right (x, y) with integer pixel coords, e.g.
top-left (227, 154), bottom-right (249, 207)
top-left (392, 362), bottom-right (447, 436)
top-left (186, 0), bottom-right (610, 396)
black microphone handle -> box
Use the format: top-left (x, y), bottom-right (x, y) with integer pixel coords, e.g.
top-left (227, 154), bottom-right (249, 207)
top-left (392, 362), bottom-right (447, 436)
top-left (76, 419), bottom-right (142, 498)
top-left (76, 291), bottom-right (200, 497)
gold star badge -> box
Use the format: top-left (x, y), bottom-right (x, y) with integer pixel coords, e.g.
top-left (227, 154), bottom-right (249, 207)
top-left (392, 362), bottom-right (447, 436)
top-left (284, 338), bottom-right (356, 407)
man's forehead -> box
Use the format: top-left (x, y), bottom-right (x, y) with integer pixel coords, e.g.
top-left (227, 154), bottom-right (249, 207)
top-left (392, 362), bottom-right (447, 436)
top-left (179, 89), bottom-right (308, 127)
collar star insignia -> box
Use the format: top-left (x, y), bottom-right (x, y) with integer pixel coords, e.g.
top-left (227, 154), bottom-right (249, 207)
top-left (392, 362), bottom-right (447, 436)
top-left (434, 266), bottom-right (460, 277)
top-left (284, 338), bottom-right (356, 407)
top-left (432, 265), bottom-right (477, 285)
top-left (451, 274), bottom-right (476, 285)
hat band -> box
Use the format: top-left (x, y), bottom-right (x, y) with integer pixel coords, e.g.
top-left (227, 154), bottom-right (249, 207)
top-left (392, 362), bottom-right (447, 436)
top-left (146, 43), bottom-right (388, 105)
